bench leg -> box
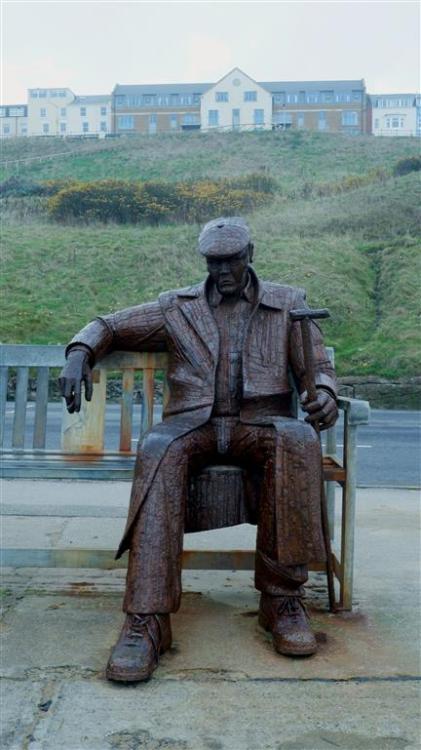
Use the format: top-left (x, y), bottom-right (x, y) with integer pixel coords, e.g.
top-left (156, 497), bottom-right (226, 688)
top-left (339, 418), bottom-right (358, 610)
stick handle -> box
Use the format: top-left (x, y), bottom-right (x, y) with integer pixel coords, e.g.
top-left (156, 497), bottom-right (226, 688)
top-left (300, 318), bottom-right (318, 403)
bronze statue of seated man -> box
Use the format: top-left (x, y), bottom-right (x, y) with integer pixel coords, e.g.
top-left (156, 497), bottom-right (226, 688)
top-left (59, 216), bottom-right (338, 682)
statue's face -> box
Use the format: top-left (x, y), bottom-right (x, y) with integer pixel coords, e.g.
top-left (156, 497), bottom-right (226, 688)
top-left (206, 246), bottom-right (252, 297)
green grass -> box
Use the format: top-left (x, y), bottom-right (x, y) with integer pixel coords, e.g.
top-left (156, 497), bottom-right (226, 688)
top-left (1, 130), bottom-right (420, 377)
top-left (1, 130), bottom-right (419, 186)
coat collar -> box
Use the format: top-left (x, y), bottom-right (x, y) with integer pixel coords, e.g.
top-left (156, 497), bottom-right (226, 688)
top-left (176, 268), bottom-right (284, 311)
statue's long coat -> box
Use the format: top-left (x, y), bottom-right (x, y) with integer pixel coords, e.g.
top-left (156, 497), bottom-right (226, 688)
top-left (69, 271), bottom-right (337, 561)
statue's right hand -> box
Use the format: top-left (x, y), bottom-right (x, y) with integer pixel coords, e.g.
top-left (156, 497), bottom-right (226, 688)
top-left (58, 349), bottom-right (93, 413)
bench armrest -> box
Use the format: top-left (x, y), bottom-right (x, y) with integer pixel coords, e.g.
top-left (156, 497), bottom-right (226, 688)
top-left (337, 396), bottom-right (370, 425)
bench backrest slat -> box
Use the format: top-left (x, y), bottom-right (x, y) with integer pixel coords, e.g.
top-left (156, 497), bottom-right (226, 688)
top-left (33, 367), bottom-right (50, 449)
top-left (12, 367), bottom-right (29, 448)
top-left (119, 369), bottom-right (135, 452)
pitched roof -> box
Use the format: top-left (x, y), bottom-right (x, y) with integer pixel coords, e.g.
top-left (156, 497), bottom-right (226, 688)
top-left (259, 79), bottom-right (365, 93)
top-left (113, 83), bottom-right (212, 96)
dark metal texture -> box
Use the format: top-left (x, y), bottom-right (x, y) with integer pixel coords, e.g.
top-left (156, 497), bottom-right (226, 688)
top-left (59, 218), bottom-right (340, 673)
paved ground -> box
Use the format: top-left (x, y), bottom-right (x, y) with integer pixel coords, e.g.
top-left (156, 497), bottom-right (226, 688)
top-left (1, 483), bottom-right (420, 749)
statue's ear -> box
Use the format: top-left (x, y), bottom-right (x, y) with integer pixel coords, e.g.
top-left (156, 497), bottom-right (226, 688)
top-left (248, 243), bottom-right (254, 263)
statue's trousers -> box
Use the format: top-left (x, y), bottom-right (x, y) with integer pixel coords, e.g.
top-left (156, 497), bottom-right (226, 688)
top-left (122, 416), bottom-right (326, 614)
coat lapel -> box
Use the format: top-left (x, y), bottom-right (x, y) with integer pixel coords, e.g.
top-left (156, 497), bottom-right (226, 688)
top-left (177, 281), bottom-right (219, 362)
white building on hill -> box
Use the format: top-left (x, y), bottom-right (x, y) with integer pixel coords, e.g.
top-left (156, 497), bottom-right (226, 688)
top-left (201, 68), bottom-right (273, 131)
top-left (369, 94), bottom-right (418, 136)
top-left (27, 88), bottom-right (112, 137)
top-left (0, 105), bottom-right (28, 138)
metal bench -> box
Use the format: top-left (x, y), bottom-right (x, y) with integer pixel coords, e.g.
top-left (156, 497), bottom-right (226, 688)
top-left (1, 344), bottom-right (370, 610)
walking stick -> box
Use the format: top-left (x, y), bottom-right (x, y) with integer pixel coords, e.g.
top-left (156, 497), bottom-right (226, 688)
top-left (289, 307), bottom-right (338, 612)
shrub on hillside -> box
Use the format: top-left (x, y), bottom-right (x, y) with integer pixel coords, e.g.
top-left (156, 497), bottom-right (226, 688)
top-left (0, 176), bottom-right (75, 198)
top-left (47, 178), bottom-right (271, 225)
top-left (0, 176), bottom-right (42, 197)
top-left (393, 156), bottom-right (421, 177)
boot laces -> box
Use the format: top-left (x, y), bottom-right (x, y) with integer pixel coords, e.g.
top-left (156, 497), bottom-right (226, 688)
top-left (277, 596), bottom-right (309, 621)
top-left (127, 614), bottom-right (150, 639)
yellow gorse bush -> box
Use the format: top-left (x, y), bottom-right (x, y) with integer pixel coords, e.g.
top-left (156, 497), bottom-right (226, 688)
top-left (47, 175), bottom-right (277, 225)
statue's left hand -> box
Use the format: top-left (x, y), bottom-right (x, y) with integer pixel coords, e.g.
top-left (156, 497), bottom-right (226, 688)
top-left (301, 389), bottom-right (338, 431)
top-left (58, 349), bottom-right (93, 414)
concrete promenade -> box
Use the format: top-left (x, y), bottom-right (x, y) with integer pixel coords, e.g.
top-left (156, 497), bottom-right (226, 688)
top-left (1, 481), bottom-right (420, 750)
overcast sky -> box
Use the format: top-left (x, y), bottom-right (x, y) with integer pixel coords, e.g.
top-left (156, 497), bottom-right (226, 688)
top-left (2, 1), bottom-right (420, 103)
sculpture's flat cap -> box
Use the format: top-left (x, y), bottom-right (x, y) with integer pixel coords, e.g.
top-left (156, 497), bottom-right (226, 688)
top-left (198, 217), bottom-right (251, 258)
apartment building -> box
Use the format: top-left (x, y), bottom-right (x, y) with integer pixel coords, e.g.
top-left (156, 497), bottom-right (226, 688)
top-left (0, 104), bottom-right (28, 138)
top-left (27, 88), bottom-right (112, 137)
top-left (265, 78), bottom-right (366, 134)
top-left (2, 70), bottom-right (417, 139)
top-left (368, 94), bottom-right (418, 136)
top-left (113, 68), bottom-right (367, 135)
top-left (112, 83), bottom-right (209, 135)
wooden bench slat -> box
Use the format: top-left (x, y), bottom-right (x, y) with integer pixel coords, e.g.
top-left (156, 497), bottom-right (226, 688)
top-left (119, 369), bottom-right (135, 452)
top-left (141, 367), bottom-right (155, 435)
top-left (33, 367), bottom-right (49, 449)
top-left (12, 367), bottom-right (29, 448)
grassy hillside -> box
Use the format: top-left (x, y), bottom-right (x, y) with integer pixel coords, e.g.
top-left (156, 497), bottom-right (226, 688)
top-left (1, 131), bottom-right (420, 377)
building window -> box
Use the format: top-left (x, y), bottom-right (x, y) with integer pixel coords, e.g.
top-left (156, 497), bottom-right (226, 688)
top-left (115, 95), bottom-right (126, 109)
top-left (342, 111), bottom-right (358, 126)
top-left (244, 91), bottom-right (257, 102)
top-left (232, 108), bottom-right (240, 129)
top-left (336, 92), bottom-right (351, 103)
top-left (80, 107), bottom-right (86, 116)
top-left (42, 123), bottom-right (49, 134)
top-left (100, 106), bottom-right (107, 116)
top-left (21, 127), bottom-right (27, 134)
top-left (306, 93), bottom-right (319, 103)
top-left (82, 122), bottom-right (89, 133)
top-left (183, 113), bottom-right (199, 125)
top-left (118, 115), bottom-right (134, 130)
top-left (149, 114), bottom-right (157, 133)
top-left (3, 125), bottom-right (10, 134)
top-left (216, 91), bottom-right (228, 102)
top-left (30, 91), bottom-right (38, 98)
top-left (351, 91), bottom-right (362, 102)
top-left (9, 107), bottom-right (24, 117)
top-left (38, 90), bottom-right (47, 98)
top-left (60, 108), bottom-right (66, 117)
top-left (273, 111), bottom-right (292, 129)
top-left (208, 110), bottom-right (219, 127)
top-left (297, 112), bottom-right (305, 128)
top-left (170, 114), bottom-right (178, 129)
top-left (0, 107), bottom-right (5, 117)
top-left (59, 91), bottom-right (66, 98)
top-left (142, 95), bottom-right (156, 106)
top-left (286, 93), bottom-right (298, 104)
top-left (60, 122), bottom-right (66, 133)
top-left (318, 111), bottom-right (328, 130)
top-left (390, 116), bottom-right (404, 129)
top-left (320, 90), bottom-right (334, 103)
top-left (100, 121), bottom-right (107, 132)
top-left (40, 108), bottom-right (46, 117)
top-left (253, 109), bottom-right (264, 127)
top-left (192, 93), bottom-right (201, 104)
top-left (273, 92), bottom-right (286, 104)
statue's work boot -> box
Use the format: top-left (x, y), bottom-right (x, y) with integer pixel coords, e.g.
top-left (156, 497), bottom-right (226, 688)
top-left (258, 593), bottom-right (317, 657)
top-left (106, 613), bottom-right (172, 682)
